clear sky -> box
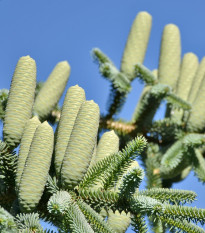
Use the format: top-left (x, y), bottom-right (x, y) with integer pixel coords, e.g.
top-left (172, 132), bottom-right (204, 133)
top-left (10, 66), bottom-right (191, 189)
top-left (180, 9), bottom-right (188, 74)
top-left (0, 0), bottom-right (205, 232)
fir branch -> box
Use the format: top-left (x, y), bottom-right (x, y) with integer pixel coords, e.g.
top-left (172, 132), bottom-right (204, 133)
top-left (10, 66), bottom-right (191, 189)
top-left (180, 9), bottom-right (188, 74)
top-left (78, 188), bottom-right (121, 212)
top-left (77, 200), bottom-right (115, 233)
top-left (150, 118), bottom-right (183, 143)
top-left (92, 48), bottom-right (131, 93)
top-left (166, 92), bottom-right (192, 111)
top-left (131, 213), bottom-right (148, 233)
top-left (79, 136), bottom-right (147, 189)
top-left (92, 48), bottom-right (114, 65)
top-left (92, 48), bottom-right (131, 118)
top-left (160, 134), bottom-right (205, 178)
top-left (183, 133), bottom-right (205, 148)
top-left (132, 83), bottom-right (171, 131)
top-left (159, 216), bottom-right (205, 233)
top-left (0, 141), bottom-right (17, 208)
top-left (99, 62), bottom-right (131, 93)
top-left (130, 195), bottom-right (164, 216)
top-left (0, 89), bottom-right (9, 121)
top-left (0, 140), bottom-right (17, 188)
top-left (160, 139), bottom-right (187, 178)
top-left (15, 213), bottom-right (43, 232)
top-left (106, 86), bottom-right (127, 118)
top-left (163, 204), bottom-right (205, 225)
top-left (46, 175), bottom-right (59, 195)
top-left (118, 167), bottom-right (144, 198)
top-left (134, 63), bottom-right (158, 85)
top-left (0, 206), bottom-right (17, 233)
top-left (139, 188), bottom-right (197, 204)
top-left (148, 217), bottom-right (164, 233)
top-left (145, 143), bottom-right (162, 189)
top-left (193, 150), bottom-right (205, 183)
top-left (48, 191), bottom-right (94, 233)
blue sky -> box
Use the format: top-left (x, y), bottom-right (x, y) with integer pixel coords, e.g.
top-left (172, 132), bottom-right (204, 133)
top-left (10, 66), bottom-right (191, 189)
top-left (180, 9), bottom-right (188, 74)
top-left (0, 0), bottom-right (205, 232)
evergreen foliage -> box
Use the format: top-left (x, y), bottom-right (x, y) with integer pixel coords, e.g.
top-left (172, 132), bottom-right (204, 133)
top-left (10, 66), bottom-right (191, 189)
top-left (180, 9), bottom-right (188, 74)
top-left (0, 11), bottom-right (205, 233)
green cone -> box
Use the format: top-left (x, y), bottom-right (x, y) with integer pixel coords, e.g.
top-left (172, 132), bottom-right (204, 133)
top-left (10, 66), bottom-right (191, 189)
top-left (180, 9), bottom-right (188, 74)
top-left (176, 53), bottom-right (198, 100)
top-left (3, 56), bottom-right (36, 147)
top-left (95, 130), bottom-right (119, 164)
top-left (172, 53), bottom-right (198, 120)
top-left (16, 116), bottom-right (41, 190)
top-left (107, 210), bottom-right (131, 233)
top-left (188, 74), bottom-right (205, 132)
top-left (158, 24), bottom-right (181, 90)
top-left (33, 61), bottom-right (70, 120)
top-left (18, 121), bottom-right (54, 212)
top-left (120, 11), bottom-right (152, 81)
top-left (55, 85), bottom-right (85, 176)
top-left (61, 100), bottom-right (99, 190)
top-left (188, 57), bottom-right (205, 103)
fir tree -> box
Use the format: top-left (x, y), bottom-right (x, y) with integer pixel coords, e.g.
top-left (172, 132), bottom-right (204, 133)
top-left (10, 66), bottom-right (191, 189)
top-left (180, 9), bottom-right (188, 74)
top-left (0, 11), bottom-right (205, 233)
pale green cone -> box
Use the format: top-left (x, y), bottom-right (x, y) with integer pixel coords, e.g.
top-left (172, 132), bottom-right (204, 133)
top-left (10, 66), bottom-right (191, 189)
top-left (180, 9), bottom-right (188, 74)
top-left (152, 69), bottom-right (158, 79)
top-left (158, 24), bottom-right (181, 90)
top-left (92, 130), bottom-right (119, 190)
top-left (173, 53), bottom-right (198, 120)
top-left (61, 100), bottom-right (100, 190)
top-left (188, 57), bottom-right (205, 103)
top-left (87, 142), bottom-right (97, 169)
top-left (54, 85), bottom-right (85, 176)
top-left (19, 121), bottom-right (54, 212)
top-left (95, 130), bottom-right (119, 164)
top-left (188, 73), bottom-right (205, 132)
top-left (176, 53), bottom-right (198, 100)
top-left (107, 210), bottom-right (131, 233)
top-left (16, 116), bottom-right (41, 190)
top-left (3, 56), bottom-right (36, 147)
top-left (33, 61), bottom-right (70, 120)
top-left (120, 11), bottom-right (152, 81)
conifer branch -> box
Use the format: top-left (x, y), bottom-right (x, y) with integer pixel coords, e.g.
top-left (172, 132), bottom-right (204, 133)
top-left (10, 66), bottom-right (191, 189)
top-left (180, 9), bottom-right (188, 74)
top-left (132, 83), bottom-right (171, 131)
top-left (160, 134), bottom-right (205, 178)
top-left (47, 191), bottom-right (94, 233)
top-left (192, 150), bottom-right (205, 183)
top-left (159, 216), bottom-right (205, 233)
top-left (77, 200), bottom-right (115, 233)
top-left (78, 188), bottom-right (121, 212)
top-left (163, 204), bottom-right (205, 225)
top-left (118, 167), bottom-right (144, 198)
top-left (166, 92), bottom-right (192, 111)
top-left (0, 89), bottom-right (9, 121)
top-left (150, 118), bottom-right (183, 143)
top-left (0, 141), bottom-right (17, 208)
top-left (130, 194), bottom-right (164, 217)
top-left (46, 175), bottom-right (59, 195)
top-left (92, 48), bottom-right (131, 118)
top-left (134, 63), bottom-right (158, 85)
top-left (0, 206), bottom-right (17, 232)
top-left (139, 188), bottom-right (197, 204)
top-left (79, 137), bottom-right (147, 189)
top-left (15, 213), bottom-right (43, 232)
top-left (92, 48), bottom-right (114, 65)
top-left (99, 62), bottom-right (131, 93)
top-left (145, 143), bottom-right (162, 189)
top-left (106, 87), bottom-right (127, 118)
top-left (131, 213), bottom-right (148, 233)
